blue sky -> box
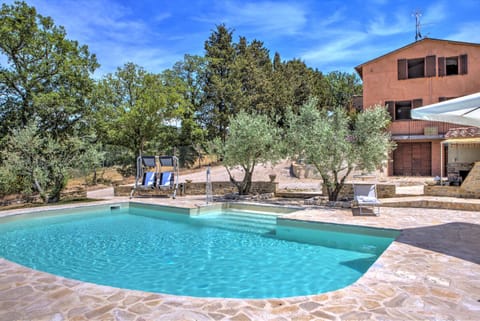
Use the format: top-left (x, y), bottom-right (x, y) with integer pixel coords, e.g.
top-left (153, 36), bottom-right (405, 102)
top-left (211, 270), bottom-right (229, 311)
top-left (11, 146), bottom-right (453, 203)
top-left (6, 0), bottom-right (480, 77)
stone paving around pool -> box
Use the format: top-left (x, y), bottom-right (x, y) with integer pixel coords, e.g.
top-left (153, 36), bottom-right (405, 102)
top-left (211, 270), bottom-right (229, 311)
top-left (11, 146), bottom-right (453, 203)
top-left (1, 197), bottom-right (479, 320)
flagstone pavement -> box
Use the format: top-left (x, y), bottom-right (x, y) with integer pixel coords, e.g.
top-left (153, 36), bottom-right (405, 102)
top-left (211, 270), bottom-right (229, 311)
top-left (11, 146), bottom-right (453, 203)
top-left (0, 196), bottom-right (479, 320)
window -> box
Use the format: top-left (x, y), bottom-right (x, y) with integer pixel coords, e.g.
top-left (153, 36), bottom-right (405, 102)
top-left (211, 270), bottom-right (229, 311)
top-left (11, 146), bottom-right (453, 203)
top-left (395, 101), bottom-right (412, 120)
top-left (438, 54), bottom-right (468, 76)
top-left (446, 57), bottom-right (459, 75)
top-left (407, 58), bottom-right (425, 78)
top-left (439, 96), bottom-right (456, 102)
top-left (386, 99), bottom-right (423, 121)
top-left (398, 56), bottom-right (435, 80)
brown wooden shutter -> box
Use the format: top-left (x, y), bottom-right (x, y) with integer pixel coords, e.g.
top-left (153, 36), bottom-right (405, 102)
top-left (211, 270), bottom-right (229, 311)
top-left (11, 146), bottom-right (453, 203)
top-left (460, 54), bottom-right (468, 74)
top-left (412, 99), bottom-right (423, 108)
top-left (438, 57), bottom-right (445, 76)
top-left (398, 59), bottom-right (407, 80)
top-left (385, 101), bottom-right (395, 120)
top-left (425, 55), bottom-right (436, 77)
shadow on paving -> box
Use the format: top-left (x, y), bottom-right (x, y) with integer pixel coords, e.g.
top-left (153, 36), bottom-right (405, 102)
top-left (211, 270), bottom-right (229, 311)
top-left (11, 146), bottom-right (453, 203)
top-left (396, 222), bottom-right (480, 264)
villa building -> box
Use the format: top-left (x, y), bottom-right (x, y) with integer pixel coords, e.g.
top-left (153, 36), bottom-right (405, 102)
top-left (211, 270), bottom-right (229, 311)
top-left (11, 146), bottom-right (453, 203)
top-left (355, 38), bottom-right (480, 176)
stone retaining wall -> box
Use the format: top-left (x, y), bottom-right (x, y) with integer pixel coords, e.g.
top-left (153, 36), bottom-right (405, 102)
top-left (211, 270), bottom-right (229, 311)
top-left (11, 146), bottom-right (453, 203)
top-left (321, 183), bottom-right (396, 199)
top-left (462, 161), bottom-right (480, 193)
top-left (424, 185), bottom-right (480, 199)
top-left (0, 187), bottom-right (87, 206)
top-left (184, 181), bottom-right (277, 195)
top-left (290, 162), bottom-right (321, 179)
top-left (381, 199), bottom-right (480, 211)
top-left (115, 181), bottom-right (278, 197)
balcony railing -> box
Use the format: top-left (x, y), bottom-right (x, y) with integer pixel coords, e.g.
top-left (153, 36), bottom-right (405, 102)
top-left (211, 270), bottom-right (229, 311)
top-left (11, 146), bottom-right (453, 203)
top-left (389, 120), bottom-right (458, 136)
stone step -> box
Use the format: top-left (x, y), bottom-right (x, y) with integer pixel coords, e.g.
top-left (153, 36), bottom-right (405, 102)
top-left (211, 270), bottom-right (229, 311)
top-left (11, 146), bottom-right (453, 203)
top-left (191, 212), bottom-right (277, 234)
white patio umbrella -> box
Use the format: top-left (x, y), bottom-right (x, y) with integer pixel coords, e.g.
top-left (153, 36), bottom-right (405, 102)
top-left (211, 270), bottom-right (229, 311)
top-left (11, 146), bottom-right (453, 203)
top-left (411, 92), bottom-right (480, 127)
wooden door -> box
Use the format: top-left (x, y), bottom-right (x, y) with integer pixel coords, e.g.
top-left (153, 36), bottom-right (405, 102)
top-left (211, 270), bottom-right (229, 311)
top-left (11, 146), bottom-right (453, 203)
top-left (393, 142), bottom-right (432, 176)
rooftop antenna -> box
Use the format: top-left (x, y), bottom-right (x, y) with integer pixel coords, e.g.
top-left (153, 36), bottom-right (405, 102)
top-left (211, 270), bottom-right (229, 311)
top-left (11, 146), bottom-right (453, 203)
top-left (413, 10), bottom-right (423, 41)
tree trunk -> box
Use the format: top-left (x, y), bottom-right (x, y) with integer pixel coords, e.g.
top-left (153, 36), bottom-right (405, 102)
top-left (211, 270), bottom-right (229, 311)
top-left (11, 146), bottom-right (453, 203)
top-left (320, 174), bottom-right (339, 202)
top-left (328, 189), bottom-right (337, 201)
top-left (48, 173), bottom-right (66, 203)
top-left (329, 183), bottom-right (342, 201)
top-left (33, 177), bottom-right (48, 204)
top-left (238, 170), bottom-right (253, 195)
top-left (225, 166), bottom-right (254, 195)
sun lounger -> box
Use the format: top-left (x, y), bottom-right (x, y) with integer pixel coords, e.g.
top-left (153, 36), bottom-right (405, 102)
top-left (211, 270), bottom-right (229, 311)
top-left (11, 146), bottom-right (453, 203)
top-left (130, 155), bottom-right (179, 198)
top-left (142, 172), bottom-right (157, 188)
top-left (353, 183), bottom-right (380, 216)
top-left (158, 171), bottom-right (173, 187)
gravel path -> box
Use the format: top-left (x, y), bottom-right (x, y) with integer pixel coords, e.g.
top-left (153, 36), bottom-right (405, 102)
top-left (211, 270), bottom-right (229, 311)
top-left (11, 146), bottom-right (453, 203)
top-left (180, 160), bottom-right (322, 191)
top-left (87, 160), bottom-right (429, 198)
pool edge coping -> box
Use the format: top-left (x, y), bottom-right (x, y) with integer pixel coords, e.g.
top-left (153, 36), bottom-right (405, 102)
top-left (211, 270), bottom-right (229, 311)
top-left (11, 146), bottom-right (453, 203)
top-left (0, 199), bottom-right (478, 320)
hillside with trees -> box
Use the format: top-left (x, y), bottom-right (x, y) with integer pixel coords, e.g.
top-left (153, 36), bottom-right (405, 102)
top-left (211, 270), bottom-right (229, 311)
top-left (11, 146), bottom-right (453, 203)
top-left (0, 1), bottom-right (391, 203)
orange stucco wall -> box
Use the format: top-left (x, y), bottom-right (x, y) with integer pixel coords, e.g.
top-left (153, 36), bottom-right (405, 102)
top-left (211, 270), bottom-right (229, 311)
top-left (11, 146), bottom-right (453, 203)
top-left (358, 39), bottom-right (480, 176)
top-left (361, 39), bottom-right (480, 110)
top-left (431, 140), bottom-right (442, 176)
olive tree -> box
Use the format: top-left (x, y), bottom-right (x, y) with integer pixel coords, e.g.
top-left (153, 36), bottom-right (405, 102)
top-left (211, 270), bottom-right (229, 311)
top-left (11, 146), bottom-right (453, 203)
top-left (0, 123), bottom-right (101, 203)
top-left (210, 111), bottom-right (283, 195)
top-left (286, 99), bottom-right (394, 201)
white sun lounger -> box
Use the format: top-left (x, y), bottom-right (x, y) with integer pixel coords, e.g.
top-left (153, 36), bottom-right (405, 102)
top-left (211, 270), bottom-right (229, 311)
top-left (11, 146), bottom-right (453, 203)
top-left (353, 183), bottom-right (381, 216)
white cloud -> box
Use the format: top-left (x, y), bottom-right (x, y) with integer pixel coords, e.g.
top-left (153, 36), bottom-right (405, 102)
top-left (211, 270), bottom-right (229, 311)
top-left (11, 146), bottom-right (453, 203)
top-left (367, 11), bottom-right (410, 36)
top-left (447, 22), bottom-right (480, 43)
top-left (317, 8), bottom-right (345, 28)
top-left (92, 40), bottom-right (182, 77)
top-left (21, 0), bottom-right (177, 75)
top-left (26, 0), bottom-right (146, 42)
top-left (301, 31), bottom-right (368, 63)
top-left (369, 0), bottom-right (390, 4)
top-left (155, 12), bottom-right (172, 22)
top-left (195, 1), bottom-right (307, 36)
top-left (422, 1), bottom-right (447, 25)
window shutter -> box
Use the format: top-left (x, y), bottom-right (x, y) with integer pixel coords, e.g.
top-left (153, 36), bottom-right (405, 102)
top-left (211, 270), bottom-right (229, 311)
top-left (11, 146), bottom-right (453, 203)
top-left (425, 55), bottom-right (436, 77)
top-left (438, 57), bottom-right (445, 76)
top-left (412, 99), bottom-right (423, 108)
top-left (385, 101), bottom-right (395, 120)
top-left (460, 54), bottom-right (468, 74)
top-left (397, 59), bottom-right (407, 80)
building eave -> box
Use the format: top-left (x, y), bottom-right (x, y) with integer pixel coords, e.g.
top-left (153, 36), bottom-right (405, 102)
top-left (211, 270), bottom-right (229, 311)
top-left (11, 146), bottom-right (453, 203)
top-left (354, 38), bottom-right (480, 80)
top-left (392, 134), bottom-right (445, 141)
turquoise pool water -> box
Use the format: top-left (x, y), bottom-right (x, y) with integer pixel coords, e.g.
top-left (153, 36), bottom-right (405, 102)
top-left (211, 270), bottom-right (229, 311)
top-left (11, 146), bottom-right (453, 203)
top-left (0, 204), bottom-right (398, 298)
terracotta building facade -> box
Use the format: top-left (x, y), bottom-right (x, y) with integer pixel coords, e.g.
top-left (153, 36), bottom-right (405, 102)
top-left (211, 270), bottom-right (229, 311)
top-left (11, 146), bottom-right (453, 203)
top-left (355, 38), bottom-right (480, 176)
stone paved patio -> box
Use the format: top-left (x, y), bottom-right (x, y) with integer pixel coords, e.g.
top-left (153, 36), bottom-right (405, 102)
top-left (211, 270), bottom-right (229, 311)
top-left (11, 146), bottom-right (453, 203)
top-left (1, 197), bottom-right (479, 320)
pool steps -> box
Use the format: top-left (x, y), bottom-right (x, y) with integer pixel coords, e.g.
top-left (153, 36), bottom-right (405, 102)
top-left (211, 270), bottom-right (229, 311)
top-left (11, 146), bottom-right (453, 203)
top-left (191, 210), bottom-right (278, 235)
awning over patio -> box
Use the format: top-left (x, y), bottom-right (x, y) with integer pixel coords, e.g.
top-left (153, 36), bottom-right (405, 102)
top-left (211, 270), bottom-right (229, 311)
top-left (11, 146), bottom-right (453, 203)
top-left (443, 137), bottom-right (480, 145)
top-left (411, 92), bottom-right (480, 127)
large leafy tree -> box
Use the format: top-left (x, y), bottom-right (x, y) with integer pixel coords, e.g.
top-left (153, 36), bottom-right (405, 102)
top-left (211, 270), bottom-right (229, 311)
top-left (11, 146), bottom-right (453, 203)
top-left (322, 71), bottom-right (362, 111)
top-left (0, 1), bottom-right (100, 202)
top-left (94, 63), bottom-right (185, 163)
top-left (0, 1), bottom-right (98, 139)
top-left (210, 111), bottom-right (283, 195)
top-left (232, 37), bottom-right (274, 115)
top-left (271, 54), bottom-right (325, 125)
top-left (286, 99), bottom-right (394, 201)
top-left (201, 24), bottom-right (237, 141)
top-left (168, 55), bottom-right (207, 166)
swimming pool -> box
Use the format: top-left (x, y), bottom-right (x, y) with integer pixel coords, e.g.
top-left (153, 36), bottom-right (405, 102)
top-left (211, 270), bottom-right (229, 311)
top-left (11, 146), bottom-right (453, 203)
top-left (0, 203), bottom-right (399, 298)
